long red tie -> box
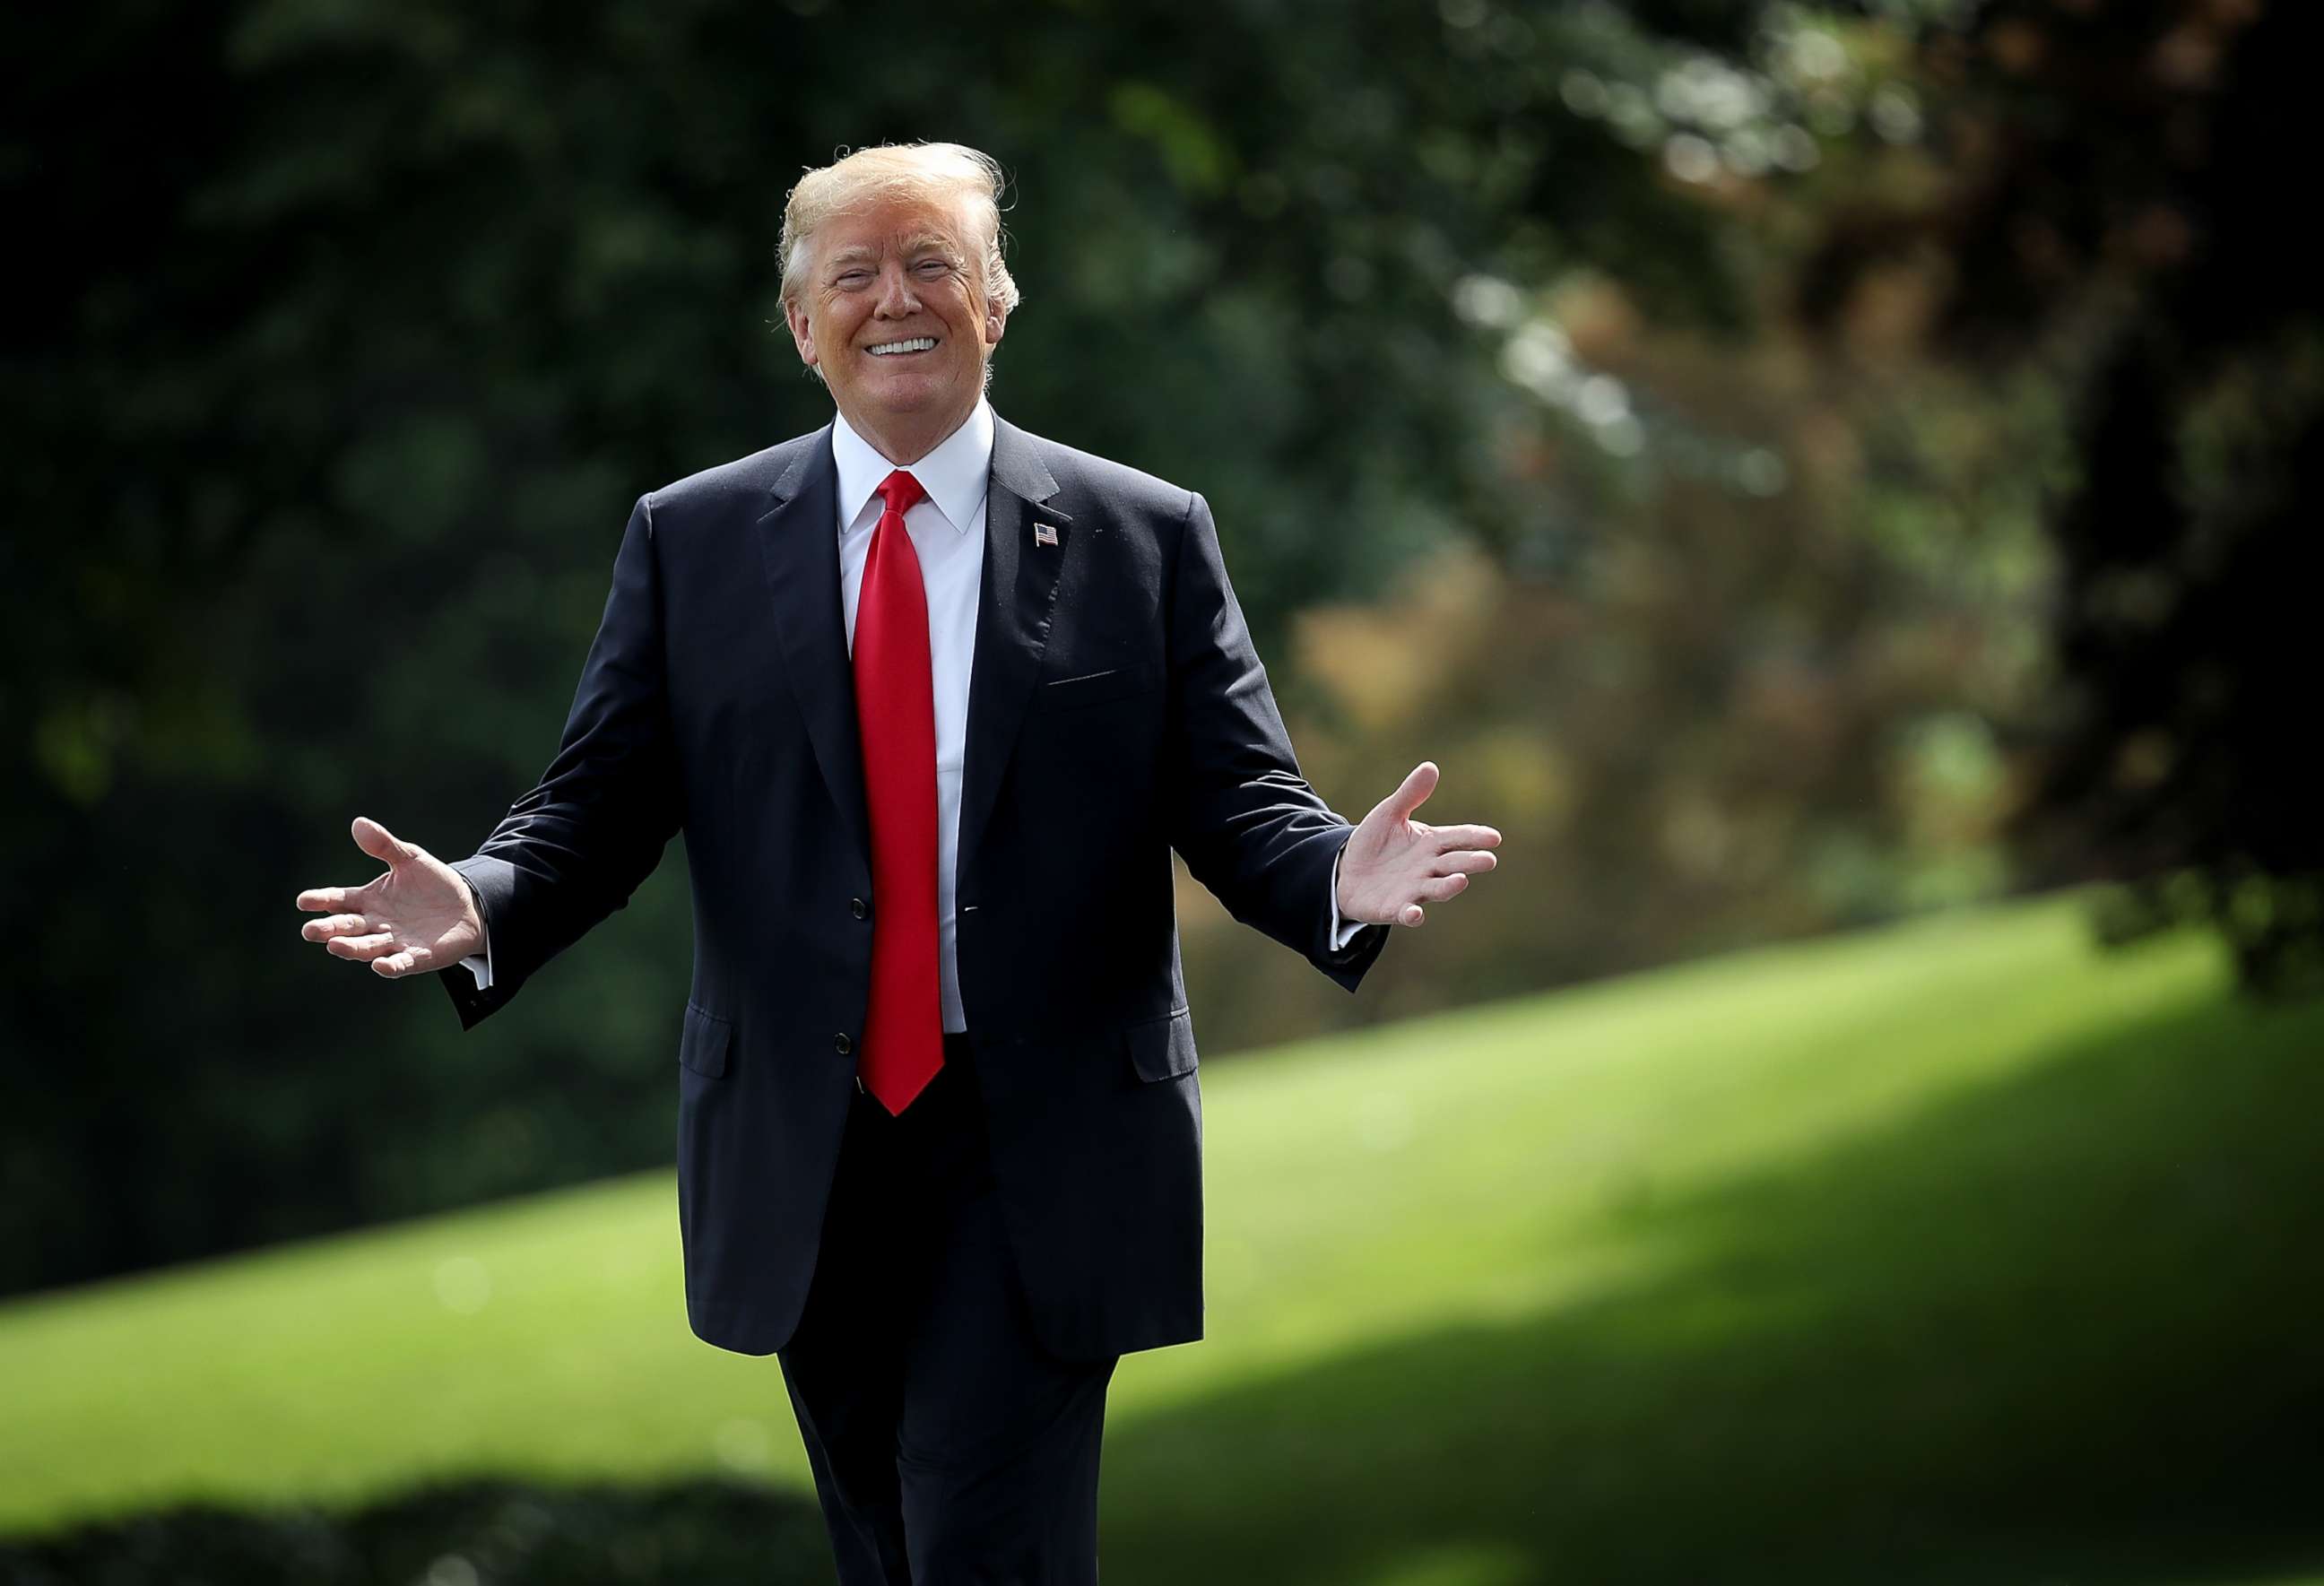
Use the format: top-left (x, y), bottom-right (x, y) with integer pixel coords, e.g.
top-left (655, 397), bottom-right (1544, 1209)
top-left (852, 468), bottom-right (944, 1114)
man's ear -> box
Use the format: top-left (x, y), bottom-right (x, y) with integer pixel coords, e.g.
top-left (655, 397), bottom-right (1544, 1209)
top-left (785, 298), bottom-right (819, 369)
top-left (984, 298), bottom-right (1008, 351)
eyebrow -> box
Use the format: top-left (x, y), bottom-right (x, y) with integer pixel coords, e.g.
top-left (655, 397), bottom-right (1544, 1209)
top-left (823, 235), bottom-right (962, 274)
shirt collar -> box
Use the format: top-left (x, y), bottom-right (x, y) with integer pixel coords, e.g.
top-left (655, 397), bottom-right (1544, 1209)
top-left (830, 397), bottom-right (994, 539)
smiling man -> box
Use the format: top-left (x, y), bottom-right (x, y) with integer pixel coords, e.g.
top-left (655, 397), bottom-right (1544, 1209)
top-left (297, 141), bottom-right (1501, 1584)
top-left (785, 177), bottom-right (1008, 465)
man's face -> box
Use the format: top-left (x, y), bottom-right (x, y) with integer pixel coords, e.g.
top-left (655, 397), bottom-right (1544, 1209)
top-left (785, 191), bottom-right (1006, 446)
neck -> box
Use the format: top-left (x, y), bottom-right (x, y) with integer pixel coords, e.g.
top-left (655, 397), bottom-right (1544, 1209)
top-left (837, 399), bottom-right (977, 467)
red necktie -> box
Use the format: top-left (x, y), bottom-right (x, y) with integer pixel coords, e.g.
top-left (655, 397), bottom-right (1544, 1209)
top-left (852, 469), bottom-right (944, 1114)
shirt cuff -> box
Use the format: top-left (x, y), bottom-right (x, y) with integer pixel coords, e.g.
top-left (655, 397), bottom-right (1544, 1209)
top-left (1328, 844), bottom-right (1366, 952)
top-left (458, 875), bottom-right (493, 990)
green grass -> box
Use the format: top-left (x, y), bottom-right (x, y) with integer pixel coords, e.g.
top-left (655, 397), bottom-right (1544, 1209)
top-left (5, 892), bottom-right (2322, 1583)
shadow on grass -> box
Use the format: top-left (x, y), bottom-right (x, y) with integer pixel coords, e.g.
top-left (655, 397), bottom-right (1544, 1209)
top-left (10, 964), bottom-right (2320, 1586)
top-left (1097, 976), bottom-right (2324, 1586)
top-left (0, 1478), bottom-right (835, 1586)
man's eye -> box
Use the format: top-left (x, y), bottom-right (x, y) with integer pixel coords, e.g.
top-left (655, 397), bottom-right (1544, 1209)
top-left (836, 271), bottom-right (872, 287)
top-left (915, 259), bottom-right (951, 275)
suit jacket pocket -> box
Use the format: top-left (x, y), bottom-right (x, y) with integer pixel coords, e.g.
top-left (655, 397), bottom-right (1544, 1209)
top-left (1037, 667), bottom-right (1148, 710)
top-left (1122, 1007), bottom-right (1197, 1082)
top-left (679, 1000), bottom-right (733, 1079)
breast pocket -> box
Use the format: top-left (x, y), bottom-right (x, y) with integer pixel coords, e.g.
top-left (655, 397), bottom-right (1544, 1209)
top-left (1036, 666), bottom-right (1155, 712)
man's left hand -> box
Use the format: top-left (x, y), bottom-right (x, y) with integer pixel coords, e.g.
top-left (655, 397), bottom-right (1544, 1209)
top-left (1336, 761), bottom-right (1502, 928)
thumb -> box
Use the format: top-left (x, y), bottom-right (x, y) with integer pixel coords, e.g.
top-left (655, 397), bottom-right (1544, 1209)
top-left (351, 815), bottom-right (416, 868)
top-left (1387, 761), bottom-right (1439, 820)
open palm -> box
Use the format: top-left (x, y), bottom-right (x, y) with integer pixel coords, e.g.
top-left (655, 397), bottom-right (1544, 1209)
top-left (1336, 761), bottom-right (1503, 928)
top-left (295, 817), bottom-right (483, 978)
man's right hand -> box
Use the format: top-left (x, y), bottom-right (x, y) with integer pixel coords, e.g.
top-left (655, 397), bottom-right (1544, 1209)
top-left (296, 816), bottom-right (483, 979)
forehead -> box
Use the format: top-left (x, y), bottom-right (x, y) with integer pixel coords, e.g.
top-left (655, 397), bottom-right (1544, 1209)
top-left (815, 191), bottom-right (980, 264)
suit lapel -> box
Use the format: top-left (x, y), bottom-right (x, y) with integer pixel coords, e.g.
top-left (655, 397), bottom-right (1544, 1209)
top-left (753, 422), bottom-right (872, 870)
top-left (958, 417), bottom-right (1071, 888)
top-left (751, 413), bottom-right (1071, 891)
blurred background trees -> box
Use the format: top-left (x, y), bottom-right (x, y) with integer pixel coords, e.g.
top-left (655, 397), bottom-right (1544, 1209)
top-left (5, 0), bottom-right (2310, 1297)
top-left (1909, 0), bottom-right (2323, 995)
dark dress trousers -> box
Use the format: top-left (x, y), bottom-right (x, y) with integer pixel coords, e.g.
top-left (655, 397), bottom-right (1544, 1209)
top-left (434, 414), bottom-right (1392, 1369)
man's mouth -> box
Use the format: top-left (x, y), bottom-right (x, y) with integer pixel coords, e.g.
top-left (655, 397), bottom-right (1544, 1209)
top-left (866, 336), bottom-right (938, 357)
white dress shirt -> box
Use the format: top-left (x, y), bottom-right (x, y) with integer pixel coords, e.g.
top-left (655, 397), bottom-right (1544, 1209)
top-left (461, 399), bottom-right (1367, 1005)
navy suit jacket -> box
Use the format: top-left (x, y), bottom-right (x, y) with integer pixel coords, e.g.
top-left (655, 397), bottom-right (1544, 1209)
top-left (436, 414), bottom-right (1392, 1360)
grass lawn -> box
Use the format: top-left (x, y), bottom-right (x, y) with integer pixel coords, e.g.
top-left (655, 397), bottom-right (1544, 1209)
top-left (4, 891), bottom-right (2320, 1583)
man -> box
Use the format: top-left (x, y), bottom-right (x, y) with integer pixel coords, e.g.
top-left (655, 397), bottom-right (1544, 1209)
top-left (296, 142), bottom-right (1501, 1583)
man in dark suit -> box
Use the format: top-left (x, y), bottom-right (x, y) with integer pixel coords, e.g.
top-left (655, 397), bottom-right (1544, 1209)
top-left (296, 141), bottom-right (1501, 1583)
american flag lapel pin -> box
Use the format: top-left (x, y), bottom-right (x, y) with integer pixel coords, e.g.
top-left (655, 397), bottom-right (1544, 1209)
top-left (1034, 522), bottom-right (1059, 548)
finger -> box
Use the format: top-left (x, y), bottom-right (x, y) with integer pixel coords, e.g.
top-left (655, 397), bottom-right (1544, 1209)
top-left (373, 945), bottom-right (434, 977)
top-left (1432, 850), bottom-right (1498, 877)
top-left (326, 932), bottom-right (397, 959)
top-left (1400, 903), bottom-right (1425, 926)
top-left (351, 816), bottom-right (416, 868)
top-left (302, 914), bottom-right (371, 941)
top-left (295, 887), bottom-right (354, 912)
top-left (1418, 872), bottom-right (1470, 902)
top-left (1386, 761), bottom-right (1439, 820)
top-left (1430, 824), bottom-right (1503, 850)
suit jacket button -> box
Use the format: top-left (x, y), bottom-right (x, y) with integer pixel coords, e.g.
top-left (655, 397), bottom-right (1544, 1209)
top-left (834, 1032), bottom-right (853, 1056)
top-left (850, 897), bottom-right (868, 919)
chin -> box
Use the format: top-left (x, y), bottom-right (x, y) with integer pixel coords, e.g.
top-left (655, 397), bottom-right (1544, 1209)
top-left (863, 373), bottom-right (953, 409)
top-left (862, 388), bottom-right (938, 417)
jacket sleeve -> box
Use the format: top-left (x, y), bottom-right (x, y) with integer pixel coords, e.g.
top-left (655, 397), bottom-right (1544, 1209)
top-left (438, 494), bottom-right (684, 1030)
top-left (1162, 489), bottom-right (1390, 992)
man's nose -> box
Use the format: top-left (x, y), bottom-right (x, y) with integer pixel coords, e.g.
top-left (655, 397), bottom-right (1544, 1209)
top-left (873, 264), bottom-right (920, 316)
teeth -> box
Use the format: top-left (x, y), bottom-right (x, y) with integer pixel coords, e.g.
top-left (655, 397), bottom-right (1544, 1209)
top-left (867, 337), bottom-right (937, 356)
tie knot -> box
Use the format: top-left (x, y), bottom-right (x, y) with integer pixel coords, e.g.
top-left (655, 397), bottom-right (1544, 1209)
top-left (878, 469), bottom-right (926, 518)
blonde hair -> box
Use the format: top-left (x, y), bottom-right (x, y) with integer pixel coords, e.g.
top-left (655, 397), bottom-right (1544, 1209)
top-left (778, 143), bottom-right (1020, 318)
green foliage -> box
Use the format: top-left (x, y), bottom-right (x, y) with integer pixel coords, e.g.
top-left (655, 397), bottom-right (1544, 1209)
top-left (1793, 1), bottom-right (2324, 992)
top-left (4, 0), bottom-right (1839, 1295)
top-left (12, 0), bottom-right (2271, 1308)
